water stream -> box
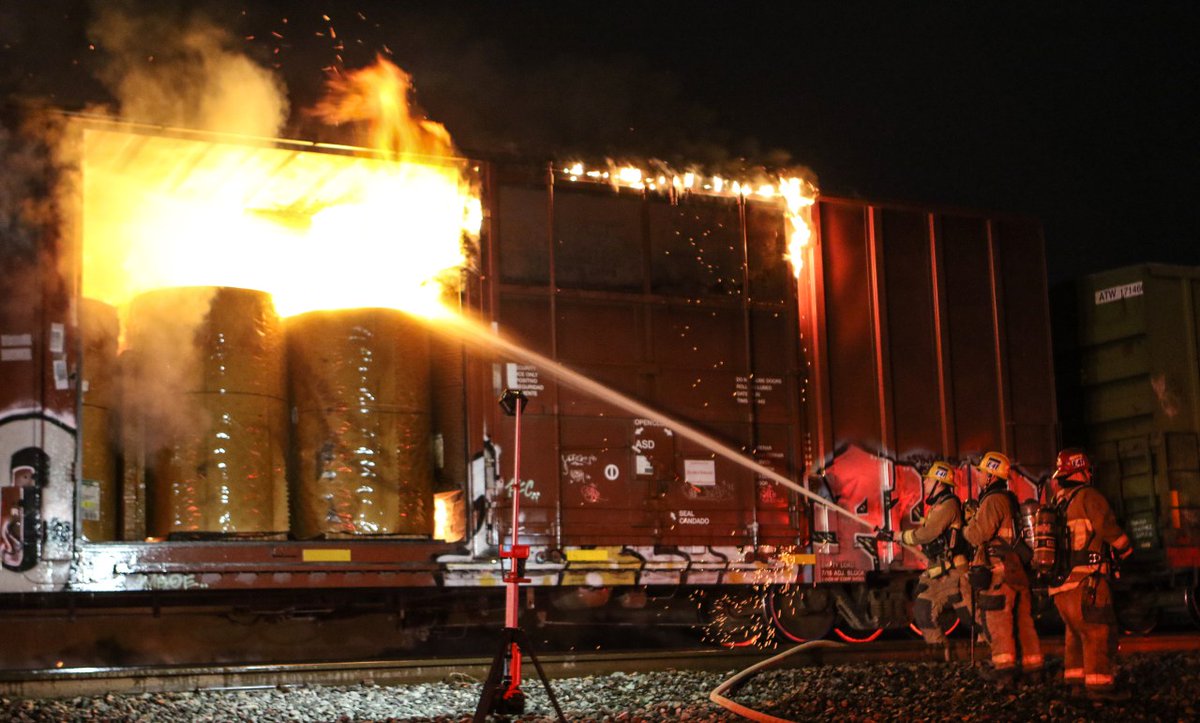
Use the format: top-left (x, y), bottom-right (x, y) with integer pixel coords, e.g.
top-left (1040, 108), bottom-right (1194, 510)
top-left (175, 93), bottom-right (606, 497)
top-left (433, 309), bottom-right (879, 534)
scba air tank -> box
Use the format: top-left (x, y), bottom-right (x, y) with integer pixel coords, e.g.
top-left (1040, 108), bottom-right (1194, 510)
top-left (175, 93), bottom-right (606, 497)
top-left (1018, 499), bottom-right (1039, 552)
top-left (1031, 504), bottom-right (1059, 577)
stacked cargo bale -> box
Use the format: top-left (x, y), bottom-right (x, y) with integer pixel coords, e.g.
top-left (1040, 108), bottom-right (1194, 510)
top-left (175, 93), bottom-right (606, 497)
top-left (287, 309), bottom-right (433, 538)
top-left (125, 287), bottom-right (288, 537)
top-left (79, 299), bottom-right (120, 540)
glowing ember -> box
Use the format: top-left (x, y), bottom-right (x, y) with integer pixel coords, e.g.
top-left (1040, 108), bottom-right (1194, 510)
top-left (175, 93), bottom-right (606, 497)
top-left (558, 160), bottom-right (816, 276)
top-left (81, 58), bottom-right (479, 322)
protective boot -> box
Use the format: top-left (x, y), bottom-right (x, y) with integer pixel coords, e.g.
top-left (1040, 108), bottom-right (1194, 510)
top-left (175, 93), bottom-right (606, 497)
top-left (993, 670), bottom-right (1017, 692)
top-left (1085, 686), bottom-right (1131, 702)
top-left (979, 665), bottom-right (1017, 691)
top-left (1018, 667), bottom-right (1048, 687)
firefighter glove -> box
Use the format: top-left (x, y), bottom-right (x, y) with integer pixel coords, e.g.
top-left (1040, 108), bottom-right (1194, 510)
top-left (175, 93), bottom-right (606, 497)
top-left (875, 528), bottom-right (894, 542)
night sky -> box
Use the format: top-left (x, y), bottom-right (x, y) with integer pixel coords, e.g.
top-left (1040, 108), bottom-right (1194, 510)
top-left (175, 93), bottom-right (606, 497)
top-left (2, 1), bottom-right (1197, 283)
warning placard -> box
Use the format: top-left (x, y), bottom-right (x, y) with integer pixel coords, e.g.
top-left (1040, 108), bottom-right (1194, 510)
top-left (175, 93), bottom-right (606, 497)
top-left (505, 363), bottom-right (545, 397)
top-left (683, 459), bottom-right (716, 486)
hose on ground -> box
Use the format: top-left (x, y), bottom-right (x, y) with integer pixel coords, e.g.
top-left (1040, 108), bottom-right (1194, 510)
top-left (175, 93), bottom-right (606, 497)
top-left (709, 639), bottom-right (847, 722)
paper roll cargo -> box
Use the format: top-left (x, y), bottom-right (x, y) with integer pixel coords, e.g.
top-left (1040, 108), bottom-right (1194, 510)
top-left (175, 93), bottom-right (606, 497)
top-left (126, 287), bottom-right (285, 397)
top-left (149, 392), bottom-right (289, 535)
top-left (288, 308), bottom-right (433, 538)
top-left (125, 287), bottom-right (288, 537)
top-left (79, 299), bottom-right (119, 540)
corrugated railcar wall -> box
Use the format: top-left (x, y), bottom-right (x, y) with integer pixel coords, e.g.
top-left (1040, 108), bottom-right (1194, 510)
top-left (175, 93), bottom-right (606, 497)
top-left (1060, 264), bottom-right (1200, 562)
top-left (991, 217), bottom-right (1058, 474)
top-left (812, 196), bottom-right (1056, 488)
top-left (810, 199), bottom-right (1055, 577)
top-left (478, 164), bottom-right (808, 553)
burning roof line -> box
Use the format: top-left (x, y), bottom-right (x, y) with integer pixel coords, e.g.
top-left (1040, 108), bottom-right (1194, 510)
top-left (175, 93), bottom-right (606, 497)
top-left (60, 111), bottom-right (472, 168)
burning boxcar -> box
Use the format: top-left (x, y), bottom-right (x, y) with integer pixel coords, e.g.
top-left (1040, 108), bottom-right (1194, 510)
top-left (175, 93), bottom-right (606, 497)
top-left (0, 111), bottom-right (1061, 664)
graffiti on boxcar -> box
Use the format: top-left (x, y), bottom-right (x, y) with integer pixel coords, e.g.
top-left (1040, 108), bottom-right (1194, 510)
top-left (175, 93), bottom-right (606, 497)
top-left (517, 477), bottom-right (542, 502)
top-left (561, 451), bottom-right (603, 503)
top-left (1, 440), bottom-right (49, 572)
top-left (145, 573), bottom-right (208, 591)
top-left (0, 414), bottom-right (76, 579)
top-left (812, 443), bottom-right (1044, 581)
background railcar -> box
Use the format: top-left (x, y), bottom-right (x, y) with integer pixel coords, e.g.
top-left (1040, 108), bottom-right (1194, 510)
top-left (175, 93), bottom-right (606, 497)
top-left (1054, 264), bottom-right (1200, 627)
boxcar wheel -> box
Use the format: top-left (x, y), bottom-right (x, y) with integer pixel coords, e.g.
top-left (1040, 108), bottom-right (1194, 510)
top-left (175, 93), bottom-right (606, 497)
top-left (1185, 583), bottom-right (1200, 629)
top-left (1115, 594), bottom-right (1158, 635)
top-left (767, 586), bottom-right (835, 642)
top-left (833, 626), bottom-right (883, 643)
top-left (700, 590), bottom-right (764, 648)
top-left (907, 602), bottom-right (961, 638)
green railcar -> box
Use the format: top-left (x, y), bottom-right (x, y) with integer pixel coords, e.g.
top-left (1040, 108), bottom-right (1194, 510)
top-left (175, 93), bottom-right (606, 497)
top-left (1055, 264), bottom-right (1200, 623)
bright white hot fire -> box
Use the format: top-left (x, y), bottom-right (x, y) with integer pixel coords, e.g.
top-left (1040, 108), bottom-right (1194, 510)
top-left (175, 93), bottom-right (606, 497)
top-left (81, 58), bottom-right (479, 321)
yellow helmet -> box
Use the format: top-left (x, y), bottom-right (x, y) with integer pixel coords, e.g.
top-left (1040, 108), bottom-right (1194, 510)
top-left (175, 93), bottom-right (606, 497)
top-left (976, 451), bottom-right (1010, 479)
top-left (923, 460), bottom-right (956, 485)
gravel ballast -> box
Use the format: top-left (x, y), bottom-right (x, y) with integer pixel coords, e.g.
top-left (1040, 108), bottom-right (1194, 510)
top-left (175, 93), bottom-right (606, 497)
top-left (3, 651), bottom-right (1198, 722)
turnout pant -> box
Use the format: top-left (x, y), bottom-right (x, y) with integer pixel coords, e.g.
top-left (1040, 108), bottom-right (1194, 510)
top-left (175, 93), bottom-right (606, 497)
top-left (913, 567), bottom-right (970, 645)
top-left (979, 580), bottom-right (1043, 674)
top-left (1052, 577), bottom-right (1118, 692)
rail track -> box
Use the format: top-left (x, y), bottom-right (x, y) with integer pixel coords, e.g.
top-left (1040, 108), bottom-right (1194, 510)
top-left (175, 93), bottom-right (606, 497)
top-left (4, 632), bottom-right (1198, 701)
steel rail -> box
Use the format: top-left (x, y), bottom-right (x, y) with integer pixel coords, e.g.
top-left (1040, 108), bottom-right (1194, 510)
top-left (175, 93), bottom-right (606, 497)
top-left (3, 633), bottom-right (1196, 700)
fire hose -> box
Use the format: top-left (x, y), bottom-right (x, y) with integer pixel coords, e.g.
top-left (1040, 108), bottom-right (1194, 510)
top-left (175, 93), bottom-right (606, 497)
top-left (709, 639), bottom-right (847, 722)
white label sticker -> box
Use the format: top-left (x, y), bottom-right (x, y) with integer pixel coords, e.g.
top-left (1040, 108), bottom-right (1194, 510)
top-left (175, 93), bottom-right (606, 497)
top-left (53, 357), bottom-right (69, 390)
top-left (49, 323), bottom-right (65, 353)
top-left (1095, 281), bottom-right (1144, 305)
top-left (734, 375), bottom-right (784, 406)
top-left (1, 334), bottom-right (32, 348)
top-left (636, 455), bottom-right (654, 475)
top-left (81, 480), bottom-right (102, 521)
top-left (1, 348), bottom-right (33, 362)
top-left (684, 459), bottom-right (717, 486)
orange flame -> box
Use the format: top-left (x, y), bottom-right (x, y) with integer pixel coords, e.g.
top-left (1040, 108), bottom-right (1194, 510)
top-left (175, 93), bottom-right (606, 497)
top-left (312, 57), bottom-right (454, 160)
top-left (81, 58), bottom-right (479, 322)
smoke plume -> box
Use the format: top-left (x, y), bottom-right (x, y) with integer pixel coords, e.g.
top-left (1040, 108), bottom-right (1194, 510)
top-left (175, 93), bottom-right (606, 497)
top-left (89, 2), bottom-right (288, 137)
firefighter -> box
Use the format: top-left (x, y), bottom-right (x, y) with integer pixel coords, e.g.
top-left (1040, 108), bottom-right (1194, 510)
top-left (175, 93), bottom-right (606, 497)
top-left (963, 451), bottom-right (1043, 689)
top-left (1049, 448), bottom-right (1133, 701)
top-left (876, 460), bottom-right (970, 659)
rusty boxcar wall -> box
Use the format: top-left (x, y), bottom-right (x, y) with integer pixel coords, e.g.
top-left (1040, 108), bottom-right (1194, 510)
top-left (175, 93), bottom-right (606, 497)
top-left (474, 168), bottom-right (1058, 559)
top-left (811, 199), bottom-right (1056, 474)
top-left (477, 165), bottom-right (810, 551)
top-left (805, 199), bottom-right (1057, 580)
top-left (1054, 264), bottom-right (1200, 568)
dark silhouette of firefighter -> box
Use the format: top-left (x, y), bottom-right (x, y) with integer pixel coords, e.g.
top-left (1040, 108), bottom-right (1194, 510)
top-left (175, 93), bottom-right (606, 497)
top-left (963, 451), bottom-right (1043, 689)
top-left (1048, 448), bottom-right (1133, 701)
top-left (878, 460), bottom-right (969, 658)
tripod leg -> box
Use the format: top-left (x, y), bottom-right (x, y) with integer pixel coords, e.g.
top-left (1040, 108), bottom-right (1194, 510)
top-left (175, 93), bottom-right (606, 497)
top-left (474, 630), bottom-right (516, 723)
top-left (513, 628), bottom-right (566, 722)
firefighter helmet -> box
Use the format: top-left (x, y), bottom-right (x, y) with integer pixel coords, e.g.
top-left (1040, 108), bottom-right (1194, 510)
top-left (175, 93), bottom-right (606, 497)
top-left (923, 460), bottom-right (956, 485)
top-left (975, 451), bottom-right (1010, 479)
top-left (1052, 448), bottom-right (1091, 480)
